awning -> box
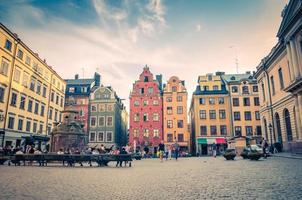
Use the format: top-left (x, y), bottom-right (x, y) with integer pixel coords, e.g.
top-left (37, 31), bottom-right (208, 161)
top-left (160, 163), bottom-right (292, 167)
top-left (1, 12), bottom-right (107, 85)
top-left (207, 138), bottom-right (216, 144)
top-left (197, 138), bottom-right (207, 144)
top-left (216, 138), bottom-right (226, 144)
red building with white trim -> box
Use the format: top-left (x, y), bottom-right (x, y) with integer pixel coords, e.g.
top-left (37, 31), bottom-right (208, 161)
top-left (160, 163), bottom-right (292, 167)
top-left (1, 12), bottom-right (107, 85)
top-left (129, 66), bottom-right (163, 153)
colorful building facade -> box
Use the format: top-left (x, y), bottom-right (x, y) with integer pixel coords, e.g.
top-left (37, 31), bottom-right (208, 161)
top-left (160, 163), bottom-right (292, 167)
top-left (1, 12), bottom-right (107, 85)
top-left (255, 0), bottom-right (302, 153)
top-left (0, 23), bottom-right (66, 148)
top-left (163, 76), bottom-right (189, 151)
top-left (129, 66), bottom-right (163, 153)
top-left (64, 73), bottom-right (100, 134)
top-left (88, 85), bottom-right (128, 148)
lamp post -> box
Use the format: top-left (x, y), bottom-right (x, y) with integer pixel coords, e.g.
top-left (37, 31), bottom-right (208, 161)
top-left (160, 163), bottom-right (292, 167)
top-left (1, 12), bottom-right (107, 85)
top-left (268, 123), bottom-right (273, 153)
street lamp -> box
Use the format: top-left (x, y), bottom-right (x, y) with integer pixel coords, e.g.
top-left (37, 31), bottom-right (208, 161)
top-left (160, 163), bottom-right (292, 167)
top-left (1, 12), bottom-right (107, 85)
top-left (268, 123), bottom-right (273, 153)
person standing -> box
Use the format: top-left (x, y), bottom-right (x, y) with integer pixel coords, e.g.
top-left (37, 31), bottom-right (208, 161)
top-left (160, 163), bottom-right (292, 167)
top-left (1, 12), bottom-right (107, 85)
top-left (158, 141), bottom-right (165, 162)
top-left (262, 139), bottom-right (268, 158)
top-left (164, 144), bottom-right (169, 161)
top-left (173, 142), bottom-right (180, 161)
top-left (212, 143), bottom-right (217, 158)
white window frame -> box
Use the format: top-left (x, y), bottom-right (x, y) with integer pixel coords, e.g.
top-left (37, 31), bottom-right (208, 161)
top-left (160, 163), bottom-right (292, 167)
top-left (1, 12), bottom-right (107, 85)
top-left (89, 132), bottom-right (96, 142)
top-left (90, 116), bottom-right (97, 127)
top-left (106, 131), bottom-right (113, 142)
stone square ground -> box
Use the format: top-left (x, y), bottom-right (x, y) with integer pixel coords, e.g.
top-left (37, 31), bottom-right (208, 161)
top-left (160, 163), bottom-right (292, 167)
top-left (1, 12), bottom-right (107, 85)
top-left (0, 156), bottom-right (301, 200)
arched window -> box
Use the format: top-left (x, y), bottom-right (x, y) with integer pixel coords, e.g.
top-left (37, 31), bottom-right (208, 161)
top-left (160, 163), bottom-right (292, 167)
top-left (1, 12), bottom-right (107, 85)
top-left (275, 113), bottom-right (282, 144)
top-left (284, 109), bottom-right (293, 142)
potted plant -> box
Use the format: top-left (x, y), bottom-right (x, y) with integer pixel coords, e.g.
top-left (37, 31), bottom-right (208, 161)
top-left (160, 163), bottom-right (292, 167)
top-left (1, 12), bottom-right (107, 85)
top-left (223, 148), bottom-right (236, 160)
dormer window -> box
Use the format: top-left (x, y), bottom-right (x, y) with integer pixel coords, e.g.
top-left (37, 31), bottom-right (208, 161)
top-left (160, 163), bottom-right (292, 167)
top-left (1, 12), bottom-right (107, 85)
top-left (230, 76), bottom-right (235, 80)
top-left (208, 75), bottom-right (212, 81)
top-left (144, 76), bottom-right (149, 82)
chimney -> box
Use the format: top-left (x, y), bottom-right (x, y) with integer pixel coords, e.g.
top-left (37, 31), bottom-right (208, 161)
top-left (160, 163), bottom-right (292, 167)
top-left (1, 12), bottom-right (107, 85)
top-left (156, 74), bottom-right (163, 91)
top-left (181, 80), bottom-right (185, 86)
top-left (75, 74), bottom-right (79, 79)
top-left (94, 72), bottom-right (101, 86)
top-left (246, 71), bottom-right (251, 74)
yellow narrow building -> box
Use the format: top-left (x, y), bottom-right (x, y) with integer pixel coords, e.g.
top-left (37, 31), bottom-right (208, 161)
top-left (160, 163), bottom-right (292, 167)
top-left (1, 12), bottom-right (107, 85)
top-left (0, 23), bottom-right (65, 149)
top-left (163, 76), bottom-right (189, 152)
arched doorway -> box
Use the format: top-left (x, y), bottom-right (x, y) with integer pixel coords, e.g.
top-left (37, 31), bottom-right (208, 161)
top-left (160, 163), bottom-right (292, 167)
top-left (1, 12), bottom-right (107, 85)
top-left (284, 109), bottom-right (293, 142)
top-left (275, 113), bottom-right (283, 144)
top-left (263, 118), bottom-right (268, 140)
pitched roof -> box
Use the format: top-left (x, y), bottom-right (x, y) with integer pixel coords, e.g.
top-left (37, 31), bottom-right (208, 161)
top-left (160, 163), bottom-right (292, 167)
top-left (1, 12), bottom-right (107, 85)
top-left (65, 78), bottom-right (95, 85)
top-left (222, 73), bottom-right (256, 84)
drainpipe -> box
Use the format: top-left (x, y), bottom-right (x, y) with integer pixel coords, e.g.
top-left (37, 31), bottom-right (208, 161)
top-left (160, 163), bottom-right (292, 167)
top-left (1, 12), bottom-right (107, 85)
top-left (3, 37), bottom-right (20, 147)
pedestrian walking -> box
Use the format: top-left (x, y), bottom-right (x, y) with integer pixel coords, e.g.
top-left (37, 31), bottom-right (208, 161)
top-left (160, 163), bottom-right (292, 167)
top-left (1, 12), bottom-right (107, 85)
top-left (262, 139), bottom-right (269, 158)
top-left (173, 141), bottom-right (180, 161)
top-left (164, 144), bottom-right (169, 161)
top-left (158, 141), bottom-right (165, 162)
top-left (212, 143), bottom-right (217, 158)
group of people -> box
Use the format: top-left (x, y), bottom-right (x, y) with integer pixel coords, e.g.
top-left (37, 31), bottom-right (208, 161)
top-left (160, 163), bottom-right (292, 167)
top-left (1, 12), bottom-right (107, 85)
top-left (158, 141), bottom-right (180, 162)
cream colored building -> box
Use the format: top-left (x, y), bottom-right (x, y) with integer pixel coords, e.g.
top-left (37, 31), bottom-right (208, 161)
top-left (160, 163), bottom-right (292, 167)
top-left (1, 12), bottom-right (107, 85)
top-left (163, 76), bottom-right (189, 151)
top-left (0, 23), bottom-right (66, 148)
top-left (255, 0), bottom-right (302, 153)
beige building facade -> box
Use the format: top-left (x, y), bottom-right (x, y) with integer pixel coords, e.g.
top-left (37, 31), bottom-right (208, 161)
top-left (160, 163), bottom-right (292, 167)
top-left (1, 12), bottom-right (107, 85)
top-left (0, 23), bottom-right (65, 148)
top-left (255, 0), bottom-right (302, 153)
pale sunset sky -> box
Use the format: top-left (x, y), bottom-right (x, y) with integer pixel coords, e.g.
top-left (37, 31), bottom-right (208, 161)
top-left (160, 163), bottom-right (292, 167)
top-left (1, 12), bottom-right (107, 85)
top-left (0, 0), bottom-right (288, 109)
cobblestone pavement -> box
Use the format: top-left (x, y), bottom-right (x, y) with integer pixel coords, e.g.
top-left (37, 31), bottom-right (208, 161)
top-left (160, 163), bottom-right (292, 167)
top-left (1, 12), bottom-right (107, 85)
top-left (0, 156), bottom-right (301, 200)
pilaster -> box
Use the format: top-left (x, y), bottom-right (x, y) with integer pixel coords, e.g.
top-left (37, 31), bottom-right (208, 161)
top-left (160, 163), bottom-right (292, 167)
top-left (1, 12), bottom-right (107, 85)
top-left (290, 38), bottom-right (301, 79)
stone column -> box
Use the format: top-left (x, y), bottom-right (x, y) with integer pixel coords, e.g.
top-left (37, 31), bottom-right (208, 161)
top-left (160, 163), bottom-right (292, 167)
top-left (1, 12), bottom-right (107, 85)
top-left (286, 43), bottom-right (295, 82)
top-left (290, 39), bottom-right (301, 79)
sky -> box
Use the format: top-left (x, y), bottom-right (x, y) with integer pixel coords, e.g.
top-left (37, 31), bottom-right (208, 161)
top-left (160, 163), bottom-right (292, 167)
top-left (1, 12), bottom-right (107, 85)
top-left (0, 0), bottom-right (288, 111)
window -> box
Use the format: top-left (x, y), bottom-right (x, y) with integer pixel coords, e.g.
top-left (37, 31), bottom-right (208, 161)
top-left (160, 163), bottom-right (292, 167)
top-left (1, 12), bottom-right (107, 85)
top-left (143, 100), bottom-right (148, 106)
top-left (54, 110), bottom-right (58, 122)
top-left (91, 105), bottom-right (97, 112)
top-left (243, 97), bottom-right (250, 106)
top-left (220, 125), bottom-right (227, 135)
top-left (166, 97), bottom-right (172, 102)
top-left (20, 96), bottom-right (25, 110)
top-left (233, 98), bottom-right (239, 106)
top-left (208, 75), bottom-right (212, 81)
top-left (41, 105), bottom-right (45, 117)
top-left (134, 113), bottom-right (140, 121)
top-left (47, 126), bottom-right (51, 135)
top-left (13, 68), bottom-right (21, 83)
top-left (81, 87), bottom-right (88, 93)
top-left (49, 108), bottom-right (53, 119)
top-left (167, 120), bottom-right (173, 128)
top-left (30, 78), bottom-right (35, 91)
top-left (213, 85), bottom-right (219, 90)
top-left (253, 85), bottom-right (258, 92)
top-left (199, 110), bottom-right (206, 119)
top-left (270, 76), bottom-right (275, 95)
top-left (98, 116), bottom-right (105, 126)
top-left (177, 96), bottom-right (182, 102)
top-left (209, 98), bottom-right (215, 105)
top-left (68, 87), bottom-right (75, 93)
top-left (232, 86), bottom-right (238, 93)
top-left (143, 113), bottom-right (148, 122)
top-left (177, 106), bottom-right (183, 114)
top-left (144, 76), bottom-right (149, 82)
top-left (199, 98), bottom-right (205, 105)
top-left (28, 99), bottom-right (33, 112)
top-left (143, 129), bottom-right (149, 137)
top-left (172, 86), bottom-right (177, 92)
top-left (200, 126), bottom-right (207, 135)
top-left (203, 86), bottom-right (209, 91)
top-left (148, 87), bottom-right (153, 94)
top-left (278, 68), bottom-right (284, 89)
top-left (256, 126), bottom-right (262, 136)
top-left (33, 122), bottom-right (37, 133)
top-left (34, 102), bottom-right (39, 114)
top-left (210, 126), bottom-right (217, 135)
top-left (89, 132), bottom-right (96, 142)
top-left (0, 86), bottom-right (5, 102)
top-left (25, 56), bottom-right (31, 65)
top-left (98, 132), bottom-right (104, 142)
top-left (167, 107), bottom-right (173, 115)
top-left (90, 117), bottom-right (96, 126)
top-left (153, 100), bottom-right (159, 105)
top-left (218, 97), bottom-right (224, 104)
top-left (22, 73), bottom-right (29, 87)
top-left (255, 111), bottom-right (260, 120)
top-left (244, 111), bottom-right (252, 121)
top-left (10, 92), bottom-right (17, 106)
top-left (134, 100), bottom-right (139, 106)
top-left (4, 40), bottom-right (12, 51)
top-left (51, 92), bottom-right (54, 102)
top-left (153, 113), bottom-right (159, 121)
top-left (99, 104), bottom-right (105, 112)
top-left (177, 134), bottom-right (184, 142)
top-left (167, 134), bottom-right (173, 142)
top-left (107, 105), bottom-right (113, 111)
top-left (36, 82), bottom-right (41, 95)
top-left (261, 83), bottom-right (266, 101)
top-left (0, 59), bottom-right (9, 76)
top-left (209, 110), bottom-right (216, 119)
top-left (140, 88), bottom-right (144, 94)
top-left (133, 129), bottom-right (139, 137)
top-left (18, 119), bottom-right (23, 131)
top-left (107, 116), bottom-right (113, 126)
top-left (39, 124), bottom-right (43, 133)
top-left (26, 121), bottom-right (31, 132)
top-left (235, 126), bottom-right (242, 136)
top-left (219, 110), bottom-right (226, 119)
top-left (246, 126), bottom-right (253, 136)
top-left (8, 117), bottom-right (14, 129)
top-left (234, 112), bottom-right (241, 121)
top-left (60, 97), bottom-right (63, 107)
top-left (242, 86), bottom-right (249, 94)
top-left (56, 95), bottom-right (59, 105)
top-left (254, 97), bottom-right (260, 106)
top-left (177, 120), bottom-right (183, 128)
top-left (17, 49), bottom-right (23, 60)
top-left (153, 129), bottom-right (159, 137)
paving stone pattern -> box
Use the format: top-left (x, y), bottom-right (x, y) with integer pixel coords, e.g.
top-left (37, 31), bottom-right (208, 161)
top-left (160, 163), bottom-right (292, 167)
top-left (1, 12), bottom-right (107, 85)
top-left (0, 157), bottom-right (301, 200)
